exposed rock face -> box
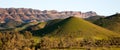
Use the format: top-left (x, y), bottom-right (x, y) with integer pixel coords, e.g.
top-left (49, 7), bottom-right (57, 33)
top-left (0, 8), bottom-right (97, 23)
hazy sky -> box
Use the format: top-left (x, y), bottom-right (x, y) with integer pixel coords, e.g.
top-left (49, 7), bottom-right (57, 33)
top-left (0, 0), bottom-right (120, 16)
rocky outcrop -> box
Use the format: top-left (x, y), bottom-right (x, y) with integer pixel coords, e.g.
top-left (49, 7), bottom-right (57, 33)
top-left (0, 8), bottom-right (97, 23)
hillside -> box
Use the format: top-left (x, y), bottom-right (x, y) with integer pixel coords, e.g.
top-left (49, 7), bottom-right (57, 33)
top-left (33, 16), bottom-right (119, 40)
top-left (94, 13), bottom-right (120, 33)
top-left (0, 22), bottom-right (46, 32)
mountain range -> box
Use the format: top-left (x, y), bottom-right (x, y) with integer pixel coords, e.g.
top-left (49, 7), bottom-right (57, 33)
top-left (0, 8), bottom-right (97, 23)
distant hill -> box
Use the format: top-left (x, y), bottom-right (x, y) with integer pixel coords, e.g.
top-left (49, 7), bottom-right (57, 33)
top-left (94, 13), bottom-right (120, 33)
top-left (32, 16), bottom-right (119, 40)
top-left (85, 15), bottom-right (105, 22)
top-left (0, 8), bottom-right (97, 23)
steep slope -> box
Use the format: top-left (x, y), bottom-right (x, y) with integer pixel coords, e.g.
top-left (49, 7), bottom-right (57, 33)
top-left (94, 13), bottom-right (120, 33)
top-left (33, 16), bottom-right (119, 40)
